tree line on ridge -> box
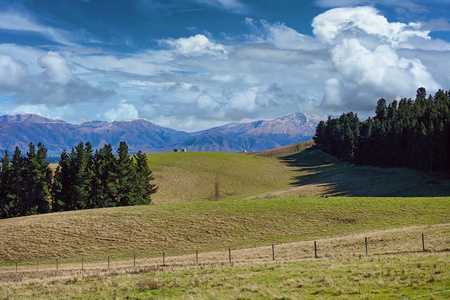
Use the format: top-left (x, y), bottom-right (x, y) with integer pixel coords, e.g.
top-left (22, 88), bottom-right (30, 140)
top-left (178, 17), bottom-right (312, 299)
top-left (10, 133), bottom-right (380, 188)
top-left (0, 141), bottom-right (157, 219)
top-left (314, 88), bottom-right (450, 174)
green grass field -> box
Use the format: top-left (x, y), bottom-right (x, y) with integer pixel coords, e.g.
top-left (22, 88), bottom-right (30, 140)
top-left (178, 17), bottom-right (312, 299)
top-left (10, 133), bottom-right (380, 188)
top-left (147, 145), bottom-right (450, 203)
top-left (1, 143), bottom-right (449, 299)
top-left (146, 151), bottom-right (296, 204)
top-left (0, 197), bottom-right (448, 264)
top-left (2, 252), bottom-right (447, 299)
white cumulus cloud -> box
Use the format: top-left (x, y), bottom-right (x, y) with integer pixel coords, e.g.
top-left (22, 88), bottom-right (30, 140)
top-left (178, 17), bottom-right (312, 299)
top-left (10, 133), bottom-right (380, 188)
top-left (312, 6), bottom-right (429, 46)
top-left (8, 103), bottom-right (75, 120)
top-left (312, 6), bottom-right (440, 111)
top-left (245, 18), bottom-right (324, 50)
top-left (197, 93), bottom-right (220, 110)
top-left (104, 100), bottom-right (139, 121)
top-left (0, 54), bottom-right (28, 91)
top-left (38, 51), bottom-right (72, 84)
top-left (161, 34), bottom-right (228, 56)
top-left (13, 51), bottom-right (114, 105)
top-left (331, 39), bottom-right (438, 94)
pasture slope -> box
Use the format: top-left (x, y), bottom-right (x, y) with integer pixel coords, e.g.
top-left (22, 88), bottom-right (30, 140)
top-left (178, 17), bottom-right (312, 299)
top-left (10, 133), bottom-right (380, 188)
top-left (146, 150), bottom-right (295, 204)
top-left (0, 142), bottom-right (449, 299)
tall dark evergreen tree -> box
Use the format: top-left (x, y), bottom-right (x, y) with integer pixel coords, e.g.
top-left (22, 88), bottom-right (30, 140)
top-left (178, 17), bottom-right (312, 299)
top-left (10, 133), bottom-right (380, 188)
top-left (92, 144), bottom-right (117, 208)
top-left (7, 147), bottom-right (25, 218)
top-left (116, 141), bottom-right (137, 206)
top-left (375, 98), bottom-right (388, 120)
top-left (69, 142), bottom-right (93, 210)
top-left (83, 142), bottom-right (96, 208)
top-left (21, 143), bottom-right (52, 215)
top-left (0, 151), bottom-right (12, 218)
top-left (134, 150), bottom-right (157, 204)
top-left (313, 121), bottom-right (326, 150)
top-left (52, 150), bottom-right (70, 212)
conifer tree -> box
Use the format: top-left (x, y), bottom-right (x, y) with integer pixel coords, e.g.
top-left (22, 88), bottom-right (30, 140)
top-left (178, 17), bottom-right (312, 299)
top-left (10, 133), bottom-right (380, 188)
top-left (52, 150), bottom-right (71, 212)
top-left (7, 147), bottom-right (24, 218)
top-left (134, 150), bottom-right (157, 204)
top-left (83, 142), bottom-right (96, 208)
top-left (0, 151), bottom-right (12, 218)
top-left (65, 142), bottom-right (94, 210)
top-left (313, 121), bottom-right (326, 150)
top-left (22, 143), bottom-right (52, 215)
top-left (92, 144), bottom-right (117, 207)
top-left (116, 141), bottom-right (137, 206)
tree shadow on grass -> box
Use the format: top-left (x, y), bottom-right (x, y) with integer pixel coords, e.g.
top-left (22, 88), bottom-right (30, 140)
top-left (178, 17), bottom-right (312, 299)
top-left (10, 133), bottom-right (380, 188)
top-left (279, 148), bottom-right (450, 197)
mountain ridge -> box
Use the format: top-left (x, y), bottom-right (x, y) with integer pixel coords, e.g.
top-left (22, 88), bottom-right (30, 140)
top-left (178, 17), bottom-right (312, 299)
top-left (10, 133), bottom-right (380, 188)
top-left (0, 113), bottom-right (328, 156)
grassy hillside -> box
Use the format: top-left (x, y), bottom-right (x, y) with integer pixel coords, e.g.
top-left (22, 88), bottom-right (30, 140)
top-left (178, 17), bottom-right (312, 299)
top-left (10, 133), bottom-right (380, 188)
top-left (249, 140), bottom-right (315, 157)
top-left (1, 144), bottom-right (449, 299)
top-left (10, 142), bottom-right (447, 265)
top-left (0, 197), bottom-right (448, 264)
top-left (147, 151), bottom-right (296, 204)
top-left (250, 146), bottom-right (450, 199)
top-left (145, 144), bottom-right (450, 204)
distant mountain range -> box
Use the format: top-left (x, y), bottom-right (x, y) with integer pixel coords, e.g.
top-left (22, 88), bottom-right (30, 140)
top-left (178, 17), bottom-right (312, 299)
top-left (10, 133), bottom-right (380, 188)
top-left (0, 113), bottom-right (328, 156)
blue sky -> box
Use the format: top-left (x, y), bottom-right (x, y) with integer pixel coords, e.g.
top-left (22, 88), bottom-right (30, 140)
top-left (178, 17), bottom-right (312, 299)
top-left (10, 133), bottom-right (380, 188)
top-left (0, 0), bottom-right (450, 131)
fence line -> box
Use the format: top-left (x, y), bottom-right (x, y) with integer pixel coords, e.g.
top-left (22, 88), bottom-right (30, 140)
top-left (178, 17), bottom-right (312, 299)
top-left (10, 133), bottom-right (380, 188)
top-left (1, 232), bottom-right (447, 277)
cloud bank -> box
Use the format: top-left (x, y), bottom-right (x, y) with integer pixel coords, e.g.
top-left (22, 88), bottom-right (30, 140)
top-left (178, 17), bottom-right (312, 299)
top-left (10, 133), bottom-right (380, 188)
top-left (1, 5), bottom-right (449, 131)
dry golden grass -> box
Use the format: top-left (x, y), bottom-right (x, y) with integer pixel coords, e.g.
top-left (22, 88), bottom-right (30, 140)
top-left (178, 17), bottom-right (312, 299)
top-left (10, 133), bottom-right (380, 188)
top-left (0, 223), bottom-right (447, 296)
top-left (249, 140), bottom-right (315, 157)
top-left (52, 141), bottom-right (450, 204)
top-left (1, 250), bottom-right (447, 299)
top-left (0, 197), bottom-right (448, 268)
top-left (1, 143), bottom-right (448, 298)
top-left (146, 151), bottom-right (295, 204)
top-left (148, 143), bottom-right (450, 203)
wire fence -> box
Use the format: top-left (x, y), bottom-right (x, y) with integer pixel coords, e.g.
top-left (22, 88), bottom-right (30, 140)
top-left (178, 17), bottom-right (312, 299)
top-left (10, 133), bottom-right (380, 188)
top-left (0, 227), bottom-right (448, 282)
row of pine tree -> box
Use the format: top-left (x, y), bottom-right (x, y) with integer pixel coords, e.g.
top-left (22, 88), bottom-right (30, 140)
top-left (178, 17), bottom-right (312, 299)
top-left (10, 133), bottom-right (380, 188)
top-left (0, 141), bottom-right (157, 219)
top-left (314, 88), bottom-right (450, 174)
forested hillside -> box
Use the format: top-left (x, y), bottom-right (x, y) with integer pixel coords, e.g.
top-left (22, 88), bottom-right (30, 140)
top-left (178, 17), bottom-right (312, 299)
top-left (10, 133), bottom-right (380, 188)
top-left (314, 88), bottom-right (450, 174)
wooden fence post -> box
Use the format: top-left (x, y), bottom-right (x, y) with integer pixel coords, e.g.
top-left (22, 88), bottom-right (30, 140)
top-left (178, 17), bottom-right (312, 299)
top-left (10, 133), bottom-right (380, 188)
top-left (365, 237), bottom-right (368, 255)
top-left (56, 259), bottom-right (58, 271)
top-left (134, 254), bottom-right (136, 267)
top-left (163, 252), bottom-right (165, 266)
top-left (314, 241), bottom-right (318, 258)
top-left (196, 250), bottom-right (198, 265)
top-left (272, 244), bottom-right (275, 261)
top-left (37, 261), bottom-right (39, 271)
top-left (82, 257), bottom-right (84, 271)
top-left (422, 233), bottom-right (425, 251)
top-left (15, 262), bottom-right (17, 273)
top-left (229, 248), bottom-right (231, 263)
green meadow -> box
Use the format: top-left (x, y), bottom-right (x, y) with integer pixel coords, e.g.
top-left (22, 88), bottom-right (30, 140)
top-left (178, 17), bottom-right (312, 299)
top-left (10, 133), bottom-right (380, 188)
top-left (0, 142), bottom-right (449, 299)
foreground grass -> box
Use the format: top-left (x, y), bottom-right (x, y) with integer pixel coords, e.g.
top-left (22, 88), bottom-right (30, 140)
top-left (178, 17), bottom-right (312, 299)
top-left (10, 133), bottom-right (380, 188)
top-left (0, 197), bottom-right (448, 264)
top-left (0, 223), bottom-right (447, 277)
top-left (0, 251), bottom-right (448, 299)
